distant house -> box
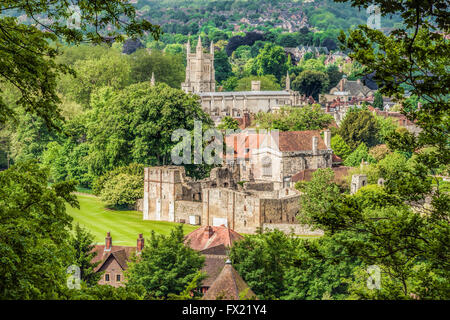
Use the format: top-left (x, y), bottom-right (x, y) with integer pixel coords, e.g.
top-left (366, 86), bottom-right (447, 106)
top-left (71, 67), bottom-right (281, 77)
top-left (91, 232), bottom-right (144, 287)
top-left (325, 75), bottom-right (375, 102)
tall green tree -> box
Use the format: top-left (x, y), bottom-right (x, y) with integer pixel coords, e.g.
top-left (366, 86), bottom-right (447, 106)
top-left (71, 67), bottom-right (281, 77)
top-left (253, 43), bottom-right (288, 81)
top-left (373, 91), bottom-right (384, 110)
top-left (215, 49), bottom-right (234, 83)
top-left (292, 70), bottom-right (329, 101)
top-left (129, 49), bottom-right (185, 88)
top-left (69, 224), bottom-right (102, 287)
top-left (254, 105), bottom-right (333, 132)
top-left (0, 161), bottom-right (78, 299)
top-left (312, 0), bottom-right (450, 299)
top-left (126, 225), bottom-right (206, 299)
top-left (217, 116), bottom-right (240, 130)
top-left (0, 0), bottom-right (160, 129)
top-left (330, 134), bottom-right (352, 160)
top-left (86, 83), bottom-right (212, 177)
top-left (339, 109), bottom-right (380, 149)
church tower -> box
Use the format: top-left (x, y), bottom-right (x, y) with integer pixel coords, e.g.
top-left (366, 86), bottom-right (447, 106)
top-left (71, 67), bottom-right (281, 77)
top-left (181, 36), bottom-right (215, 93)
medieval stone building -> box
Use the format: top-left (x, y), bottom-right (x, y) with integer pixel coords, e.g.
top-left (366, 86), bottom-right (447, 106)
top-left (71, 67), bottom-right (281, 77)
top-left (181, 37), bottom-right (303, 124)
top-left (141, 130), bottom-right (331, 235)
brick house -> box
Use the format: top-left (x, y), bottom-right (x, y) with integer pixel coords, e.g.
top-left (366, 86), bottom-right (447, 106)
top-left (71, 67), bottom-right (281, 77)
top-left (91, 232), bottom-right (144, 287)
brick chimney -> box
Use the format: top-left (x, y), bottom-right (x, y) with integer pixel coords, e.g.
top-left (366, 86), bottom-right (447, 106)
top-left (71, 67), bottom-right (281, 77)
top-left (105, 232), bottom-right (112, 252)
top-left (137, 234), bottom-right (144, 254)
top-left (203, 226), bottom-right (215, 239)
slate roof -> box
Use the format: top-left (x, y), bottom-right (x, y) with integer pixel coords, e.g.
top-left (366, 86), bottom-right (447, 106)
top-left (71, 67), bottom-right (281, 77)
top-left (202, 261), bottom-right (257, 300)
top-left (331, 78), bottom-right (374, 97)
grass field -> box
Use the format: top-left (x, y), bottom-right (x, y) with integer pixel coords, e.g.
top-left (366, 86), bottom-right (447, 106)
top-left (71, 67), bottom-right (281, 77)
top-left (66, 194), bottom-right (199, 246)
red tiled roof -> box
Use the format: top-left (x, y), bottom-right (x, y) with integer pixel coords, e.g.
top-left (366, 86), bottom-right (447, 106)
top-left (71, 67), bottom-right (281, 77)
top-left (184, 225), bottom-right (243, 254)
top-left (277, 131), bottom-right (327, 152)
top-left (225, 130), bottom-right (328, 159)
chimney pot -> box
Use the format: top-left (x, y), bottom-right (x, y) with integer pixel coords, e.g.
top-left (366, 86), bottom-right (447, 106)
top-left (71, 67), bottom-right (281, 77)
top-left (105, 232), bottom-right (112, 251)
top-left (137, 234), bottom-right (144, 253)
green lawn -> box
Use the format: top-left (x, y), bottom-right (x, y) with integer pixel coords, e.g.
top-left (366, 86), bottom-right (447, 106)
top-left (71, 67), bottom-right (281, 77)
top-left (66, 194), bottom-right (199, 246)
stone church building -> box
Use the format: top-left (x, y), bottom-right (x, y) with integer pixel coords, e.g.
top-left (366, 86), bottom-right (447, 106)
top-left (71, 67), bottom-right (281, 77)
top-left (181, 36), bottom-right (303, 123)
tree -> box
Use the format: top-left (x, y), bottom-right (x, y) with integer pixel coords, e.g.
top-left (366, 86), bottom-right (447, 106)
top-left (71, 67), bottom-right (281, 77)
top-left (100, 173), bottom-right (144, 208)
top-left (122, 38), bottom-right (145, 55)
top-left (376, 115), bottom-right (399, 144)
top-left (254, 105), bottom-right (333, 132)
top-left (326, 65), bottom-right (343, 91)
top-left (309, 0), bottom-right (450, 299)
top-left (338, 109), bottom-right (379, 149)
top-left (330, 134), bottom-right (352, 160)
top-left (343, 143), bottom-right (375, 167)
top-left (92, 163), bottom-right (144, 196)
top-left (369, 144), bottom-right (391, 162)
top-left (0, 160), bottom-right (78, 299)
top-left (86, 83), bottom-right (212, 177)
top-left (215, 50), bottom-right (233, 83)
top-left (292, 70), bottom-right (329, 101)
top-left (129, 49), bottom-right (185, 89)
top-left (296, 168), bottom-right (343, 232)
top-left (373, 91), bottom-right (384, 110)
top-left (253, 43), bottom-right (288, 81)
top-left (217, 116), bottom-right (240, 130)
top-left (229, 229), bottom-right (300, 300)
top-left (234, 75), bottom-right (281, 91)
top-left (69, 224), bottom-right (102, 287)
top-left (282, 232), bottom-right (361, 300)
top-left (0, 0), bottom-right (160, 129)
top-left (126, 225), bottom-right (206, 299)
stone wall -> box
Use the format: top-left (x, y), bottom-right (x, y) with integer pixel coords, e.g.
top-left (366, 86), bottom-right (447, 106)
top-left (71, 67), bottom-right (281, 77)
top-left (174, 200), bottom-right (203, 224)
top-left (261, 196), bottom-right (299, 224)
top-left (262, 223), bottom-right (324, 236)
